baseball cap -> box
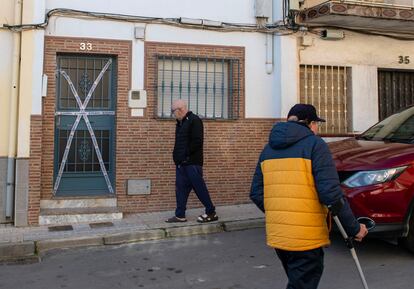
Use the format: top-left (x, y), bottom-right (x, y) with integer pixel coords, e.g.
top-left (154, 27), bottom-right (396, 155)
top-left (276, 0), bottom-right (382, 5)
top-left (287, 104), bottom-right (326, 122)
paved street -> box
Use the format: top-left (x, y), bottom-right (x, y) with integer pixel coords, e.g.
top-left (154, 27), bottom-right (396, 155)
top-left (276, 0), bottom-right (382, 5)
top-left (0, 228), bottom-right (413, 289)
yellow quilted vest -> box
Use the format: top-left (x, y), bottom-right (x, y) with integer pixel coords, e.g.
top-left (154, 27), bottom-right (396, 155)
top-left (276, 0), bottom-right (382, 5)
top-left (261, 158), bottom-right (330, 251)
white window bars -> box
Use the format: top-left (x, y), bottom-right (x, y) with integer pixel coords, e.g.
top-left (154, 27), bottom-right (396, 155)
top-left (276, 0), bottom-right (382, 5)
top-left (156, 56), bottom-right (240, 119)
top-left (300, 65), bottom-right (352, 134)
top-left (53, 59), bottom-right (114, 195)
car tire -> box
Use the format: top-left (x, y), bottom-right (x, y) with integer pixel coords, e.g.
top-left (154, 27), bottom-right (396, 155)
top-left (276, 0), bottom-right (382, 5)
top-left (400, 212), bottom-right (414, 253)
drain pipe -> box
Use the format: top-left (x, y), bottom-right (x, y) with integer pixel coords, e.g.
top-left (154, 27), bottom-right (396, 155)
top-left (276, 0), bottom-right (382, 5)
top-left (273, 0), bottom-right (283, 116)
top-left (6, 0), bottom-right (23, 219)
top-left (265, 33), bottom-right (273, 74)
top-left (266, 0), bottom-right (273, 75)
top-left (256, 0), bottom-right (274, 74)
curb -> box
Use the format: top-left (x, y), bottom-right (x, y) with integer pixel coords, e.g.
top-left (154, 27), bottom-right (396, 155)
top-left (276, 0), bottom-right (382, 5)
top-left (166, 222), bottom-right (224, 238)
top-left (223, 218), bottom-right (264, 232)
top-left (1, 218), bottom-right (265, 262)
top-left (103, 229), bottom-right (166, 245)
top-left (36, 236), bottom-right (104, 254)
top-left (0, 241), bottom-right (36, 262)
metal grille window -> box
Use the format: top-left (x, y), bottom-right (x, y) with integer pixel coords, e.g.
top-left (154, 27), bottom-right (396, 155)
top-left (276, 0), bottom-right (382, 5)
top-left (58, 57), bottom-right (113, 110)
top-left (157, 56), bottom-right (240, 119)
top-left (378, 69), bottom-right (414, 120)
top-left (300, 65), bottom-right (352, 134)
top-left (58, 129), bottom-right (110, 172)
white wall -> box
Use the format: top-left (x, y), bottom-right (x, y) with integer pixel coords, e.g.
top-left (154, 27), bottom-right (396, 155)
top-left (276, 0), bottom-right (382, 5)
top-left (46, 18), bottom-right (278, 118)
top-left (299, 31), bottom-right (414, 131)
top-left (22, 0), bottom-right (45, 117)
top-left (146, 25), bottom-right (275, 118)
top-left (14, 0), bottom-right (414, 129)
top-left (352, 65), bottom-right (378, 132)
top-left (0, 30), bottom-right (13, 155)
top-left (44, 0), bottom-right (283, 118)
top-left (279, 36), bottom-right (299, 119)
top-left (0, 0), bottom-right (15, 26)
top-left (300, 31), bottom-right (414, 68)
top-left (46, 18), bottom-right (145, 91)
top-left (0, 0), bottom-right (45, 156)
top-left (46, 0), bottom-right (257, 24)
top-left (18, 0), bottom-right (46, 157)
top-left (0, 0), bottom-right (16, 156)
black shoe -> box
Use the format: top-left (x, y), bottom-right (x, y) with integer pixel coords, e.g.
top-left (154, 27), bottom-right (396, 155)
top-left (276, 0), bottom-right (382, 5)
top-left (165, 216), bottom-right (187, 223)
top-left (197, 213), bottom-right (219, 223)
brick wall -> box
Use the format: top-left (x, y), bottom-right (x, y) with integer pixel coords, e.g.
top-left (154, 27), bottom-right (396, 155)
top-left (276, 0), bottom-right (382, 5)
top-left (117, 42), bottom-right (276, 213)
top-left (28, 115), bottom-right (42, 225)
top-left (29, 37), bottom-right (277, 224)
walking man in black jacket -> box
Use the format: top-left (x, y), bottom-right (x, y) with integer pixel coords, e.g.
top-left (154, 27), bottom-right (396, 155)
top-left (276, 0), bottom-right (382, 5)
top-left (166, 99), bottom-right (218, 223)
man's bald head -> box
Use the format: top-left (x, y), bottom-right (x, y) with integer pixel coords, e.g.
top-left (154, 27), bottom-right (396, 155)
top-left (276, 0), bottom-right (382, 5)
top-left (171, 99), bottom-right (189, 120)
top-left (172, 99), bottom-right (187, 110)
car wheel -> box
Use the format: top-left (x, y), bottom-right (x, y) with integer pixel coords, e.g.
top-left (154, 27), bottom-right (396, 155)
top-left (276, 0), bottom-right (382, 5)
top-left (400, 212), bottom-right (414, 253)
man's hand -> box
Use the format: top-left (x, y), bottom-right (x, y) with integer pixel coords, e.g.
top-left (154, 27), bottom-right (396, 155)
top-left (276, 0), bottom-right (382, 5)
top-left (354, 224), bottom-right (368, 242)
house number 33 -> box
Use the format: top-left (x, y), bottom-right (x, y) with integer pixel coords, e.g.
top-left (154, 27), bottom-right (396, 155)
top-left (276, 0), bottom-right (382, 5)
top-left (79, 42), bottom-right (93, 51)
top-left (398, 56), bottom-right (410, 64)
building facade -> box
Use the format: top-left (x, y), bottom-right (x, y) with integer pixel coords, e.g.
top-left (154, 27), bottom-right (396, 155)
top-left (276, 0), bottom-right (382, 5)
top-left (296, 0), bottom-right (414, 134)
top-left (1, 0), bottom-right (413, 226)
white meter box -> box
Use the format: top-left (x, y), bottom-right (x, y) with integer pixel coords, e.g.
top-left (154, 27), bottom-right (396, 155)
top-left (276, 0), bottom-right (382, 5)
top-left (128, 90), bottom-right (147, 108)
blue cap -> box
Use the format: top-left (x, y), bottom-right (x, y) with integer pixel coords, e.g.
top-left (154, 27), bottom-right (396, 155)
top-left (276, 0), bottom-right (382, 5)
top-left (287, 104), bottom-right (326, 122)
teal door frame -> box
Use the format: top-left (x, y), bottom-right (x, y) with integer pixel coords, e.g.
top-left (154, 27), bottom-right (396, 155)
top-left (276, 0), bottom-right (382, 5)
top-left (53, 54), bottom-right (116, 197)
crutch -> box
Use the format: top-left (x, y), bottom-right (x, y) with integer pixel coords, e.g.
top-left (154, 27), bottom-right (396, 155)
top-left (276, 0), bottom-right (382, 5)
top-left (331, 212), bottom-right (375, 289)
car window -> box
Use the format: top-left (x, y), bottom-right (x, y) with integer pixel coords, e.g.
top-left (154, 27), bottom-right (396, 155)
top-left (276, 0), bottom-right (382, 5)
top-left (389, 115), bottom-right (414, 140)
top-left (359, 106), bottom-right (414, 143)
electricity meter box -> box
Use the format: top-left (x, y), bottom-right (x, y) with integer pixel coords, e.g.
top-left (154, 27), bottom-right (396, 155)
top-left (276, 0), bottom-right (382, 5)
top-left (128, 90), bottom-right (147, 108)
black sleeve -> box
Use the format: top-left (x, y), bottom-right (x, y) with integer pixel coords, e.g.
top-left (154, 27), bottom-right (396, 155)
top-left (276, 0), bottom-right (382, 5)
top-left (250, 153), bottom-right (265, 213)
top-left (311, 138), bottom-right (360, 236)
top-left (189, 116), bottom-right (203, 155)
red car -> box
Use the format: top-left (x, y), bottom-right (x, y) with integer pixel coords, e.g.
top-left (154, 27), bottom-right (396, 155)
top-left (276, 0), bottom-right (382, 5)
top-left (329, 106), bottom-right (414, 252)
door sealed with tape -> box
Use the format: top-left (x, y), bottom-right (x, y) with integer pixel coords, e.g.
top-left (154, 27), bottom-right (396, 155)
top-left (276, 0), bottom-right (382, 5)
top-left (54, 55), bottom-right (116, 196)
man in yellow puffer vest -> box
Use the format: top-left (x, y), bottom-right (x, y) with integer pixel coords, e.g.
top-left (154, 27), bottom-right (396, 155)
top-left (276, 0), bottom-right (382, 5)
top-left (250, 104), bottom-right (368, 289)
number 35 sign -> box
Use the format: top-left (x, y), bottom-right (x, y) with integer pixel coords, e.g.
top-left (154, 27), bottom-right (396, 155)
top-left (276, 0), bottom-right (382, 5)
top-left (398, 56), bottom-right (410, 64)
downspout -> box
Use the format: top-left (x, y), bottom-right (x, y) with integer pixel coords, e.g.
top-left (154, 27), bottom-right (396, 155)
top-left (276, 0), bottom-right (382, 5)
top-left (266, 0), bottom-right (273, 74)
top-left (273, 0), bottom-right (283, 116)
top-left (255, 0), bottom-right (273, 74)
top-left (266, 34), bottom-right (273, 74)
top-left (6, 0), bottom-right (23, 219)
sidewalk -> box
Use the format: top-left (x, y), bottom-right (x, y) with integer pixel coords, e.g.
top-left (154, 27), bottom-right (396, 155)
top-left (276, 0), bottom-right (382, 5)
top-left (0, 204), bottom-right (264, 262)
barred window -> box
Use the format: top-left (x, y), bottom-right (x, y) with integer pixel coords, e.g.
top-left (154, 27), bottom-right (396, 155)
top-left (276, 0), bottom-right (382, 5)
top-left (157, 56), bottom-right (240, 119)
top-left (300, 65), bottom-right (352, 134)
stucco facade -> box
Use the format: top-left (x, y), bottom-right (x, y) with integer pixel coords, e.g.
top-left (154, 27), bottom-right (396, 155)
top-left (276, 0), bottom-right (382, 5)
top-left (1, 0), bottom-right (413, 226)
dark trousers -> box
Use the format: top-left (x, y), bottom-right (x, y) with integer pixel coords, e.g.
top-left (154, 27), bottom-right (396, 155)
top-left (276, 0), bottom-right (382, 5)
top-left (275, 247), bottom-right (324, 289)
top-left (175, 165), bottom-right (215, 218)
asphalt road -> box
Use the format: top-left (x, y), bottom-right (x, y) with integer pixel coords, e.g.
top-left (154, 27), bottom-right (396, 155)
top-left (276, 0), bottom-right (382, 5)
top-left (0, 228), bottom-right (413, 289)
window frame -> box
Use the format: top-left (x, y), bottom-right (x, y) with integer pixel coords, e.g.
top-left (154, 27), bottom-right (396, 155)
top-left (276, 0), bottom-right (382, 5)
top-left (155, 55), bottom-right (241, 120)
top-left (299, 64), bottom-right (353, 135)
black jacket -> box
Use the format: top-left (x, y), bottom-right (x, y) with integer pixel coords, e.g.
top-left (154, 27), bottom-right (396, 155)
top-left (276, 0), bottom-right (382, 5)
top-left (173, 111), bottom-right (204, 166)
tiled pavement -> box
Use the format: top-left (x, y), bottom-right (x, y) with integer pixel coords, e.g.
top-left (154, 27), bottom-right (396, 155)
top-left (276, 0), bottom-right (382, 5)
top-left (0, 204), bottom-right (264, 261)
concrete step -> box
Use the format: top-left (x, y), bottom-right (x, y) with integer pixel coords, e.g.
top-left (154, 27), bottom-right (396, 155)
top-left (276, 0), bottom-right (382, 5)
top-left (39, 211), bottom-right (123, 226)
top-left (40, 207), bottom-right (121, 216)
top-left (40, 198), bottom-right (117, 209)
top-left (39, 198), bottom-right (122, 226)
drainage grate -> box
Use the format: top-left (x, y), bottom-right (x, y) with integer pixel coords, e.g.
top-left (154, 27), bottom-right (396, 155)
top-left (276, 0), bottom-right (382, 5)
top-left (48, 225), bottom-right (74, 232)
top-left (89, 222), bottom-right (114, 229)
